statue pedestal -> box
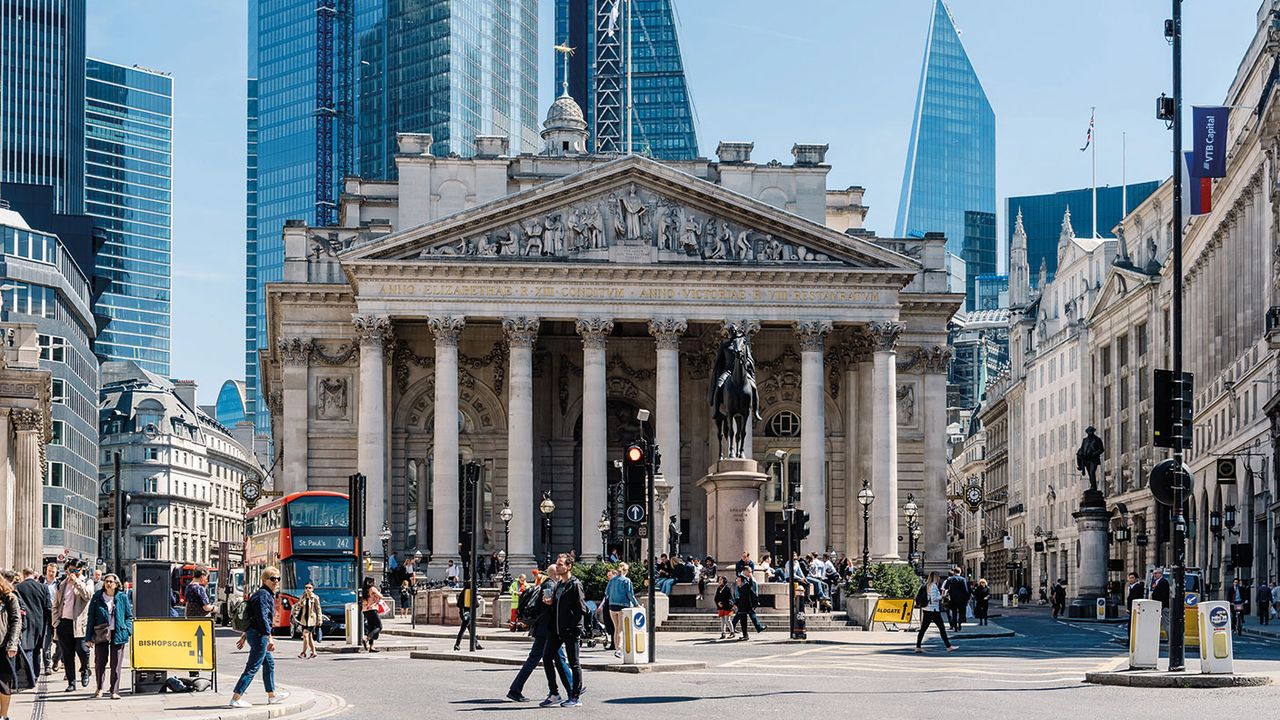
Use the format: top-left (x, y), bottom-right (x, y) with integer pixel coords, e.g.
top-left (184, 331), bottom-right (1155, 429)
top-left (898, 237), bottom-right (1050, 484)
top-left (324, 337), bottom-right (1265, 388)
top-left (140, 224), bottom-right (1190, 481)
top-left (1069, 489), bottom-right (1115, 617)
top-left (697, 459), bottom-right (768, 564)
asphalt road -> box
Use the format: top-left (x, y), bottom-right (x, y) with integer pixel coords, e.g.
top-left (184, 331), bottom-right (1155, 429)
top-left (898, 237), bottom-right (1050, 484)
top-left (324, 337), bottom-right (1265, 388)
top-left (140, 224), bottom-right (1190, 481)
top-left (210, 608), bottom-right (1280, 718)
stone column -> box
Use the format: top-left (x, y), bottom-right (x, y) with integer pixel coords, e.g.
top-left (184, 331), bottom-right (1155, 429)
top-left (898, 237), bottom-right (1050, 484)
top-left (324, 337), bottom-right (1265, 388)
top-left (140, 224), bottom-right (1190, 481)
top-left (278, 338), bottom-right (312, 495)
top-left (795, 320), bottom-right (832, 554)
top-left (868, 321), bottom-right (904, 560)
top-left (922, 349), bottom-right (951, 572)
top-left (354, 315), bottom-right (391, 556)
top-left (429, 316), bottom-right (465, 565)
top-left (576, 318), bottom-right (613, 556)
top-left (649, 318), bottom-right (686, 537)
top-left (12, 408), bottom-right (43, 572)
top-left (843, 338), bottom-right (871, 556)
top-left (0, 410), bottom-right (12, 570)
top-left (503, 317), bottom-right (539, 571)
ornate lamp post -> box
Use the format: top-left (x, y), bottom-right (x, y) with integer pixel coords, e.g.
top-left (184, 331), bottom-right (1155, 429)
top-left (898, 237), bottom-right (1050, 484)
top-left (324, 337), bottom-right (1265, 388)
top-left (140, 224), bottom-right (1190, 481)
top-left (597, 511), bottom-right (611, 561)
top-left (539, 491), bottom-right (555, 569)
top-left (857, 479), bottom-right (875, 592)
top-left (910, 524), bottom-right (923, 571)
top-left (379, 522), bottom-right (392, 592)
top-left (409, 549), bottom-right (423, 629)
top-left (499, 500), bottom-right (513, 586)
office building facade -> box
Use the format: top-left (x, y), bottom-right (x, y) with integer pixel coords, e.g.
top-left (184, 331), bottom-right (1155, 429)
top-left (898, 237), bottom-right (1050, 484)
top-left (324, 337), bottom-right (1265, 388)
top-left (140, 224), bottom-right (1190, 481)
top-left (0, 0), bottom-right (86, 215)
top-left (895, 0), bottom-right (994, 261)
top-left (555, 0), bottom-right (698, 159)
top-left (1005, 181), bottom-right (1159, 287)
top-left (84, 59), bottom-right (173, 375)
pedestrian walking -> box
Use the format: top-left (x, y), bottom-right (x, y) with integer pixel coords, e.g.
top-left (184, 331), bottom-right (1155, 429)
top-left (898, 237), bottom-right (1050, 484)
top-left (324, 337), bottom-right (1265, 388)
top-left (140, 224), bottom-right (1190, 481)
top-left (12, 568), bottom-right (45, 689)
top-left (42, 564), bottom-right (58, 676)
top-left (295, 584), bottom-right (322, 659)
top-left (714, 577), bottom-right (735, 639)
top-left (541, 553), bottom-right (587, 708)
top-left (85, 573), bottom-right (132, 699)
top-left (1050, 579), bottom-right (1067, 620)
top-left (51, 560), bottom-right (91, 691)
top-left (732, 574), bottom-right (757, 641)
top-left (914, 572), bottom-right (956, 653)
top-left (0, 573), bottom-right (21, 720)
top-left (506, 568), bottom-right (570, 703)
top-left (361, 576), bottom-right (384, 653)
top-left (229, 567), bottom-right (288, 709)
top-left (453, 584), bottom-right (483, 652)
top-left (1227, 578), bottom-right (1246, 634)
top-left (972, 579), bottom-right (990, 626)
top-left (943, 567), bottom-right (970, 631)
top-left (604, 563), bottom-right (638, 658)
top-left (1256, 580), bottom-right (1272, 626)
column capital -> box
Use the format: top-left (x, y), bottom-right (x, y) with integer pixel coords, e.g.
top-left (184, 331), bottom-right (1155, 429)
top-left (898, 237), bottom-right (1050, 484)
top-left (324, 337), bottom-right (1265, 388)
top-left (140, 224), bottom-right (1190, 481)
top-left (922, 345), bottom-right (954, 372)
top-left (866, 321), bottom-right (905, 352)
top-left (428, 316), bottom-right (466, 347)
top-left (793, 320), bottom-right (833, 352)
top-left (648, 318), bottom-right (687, 350)
top-left (575, 317), bottom-right (614, 350)
top-left (502, 317), bottom-right (540, 348)
top-left (720, 319), bottom-right (760, 338)
top-left (353, 314), bottom-right (393, 347)
top-left (278, 337), bottom-right (313, 366)
top-left (10, 407), bottom-right (41, 432)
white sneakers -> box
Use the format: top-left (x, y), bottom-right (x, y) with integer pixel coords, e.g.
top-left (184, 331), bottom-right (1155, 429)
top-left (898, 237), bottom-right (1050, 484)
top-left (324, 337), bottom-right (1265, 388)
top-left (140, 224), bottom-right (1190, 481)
top-left (269, 691), bottom-right (292, 704)
top-left (228, 698), bottom-right (252, 708)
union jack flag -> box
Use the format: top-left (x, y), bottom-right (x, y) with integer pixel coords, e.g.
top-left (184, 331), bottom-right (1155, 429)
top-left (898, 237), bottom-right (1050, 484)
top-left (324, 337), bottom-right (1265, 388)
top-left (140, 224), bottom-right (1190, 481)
top-left (1080, 110), bottom-right (1094, 152)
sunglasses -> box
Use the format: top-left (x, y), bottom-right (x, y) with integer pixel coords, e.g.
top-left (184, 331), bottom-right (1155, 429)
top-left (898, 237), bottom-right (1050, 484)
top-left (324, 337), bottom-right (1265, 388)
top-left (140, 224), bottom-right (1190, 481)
top-left (265, 576), bottom-right (280, 582)
top-left (104, 580), bottom-right (117, 584)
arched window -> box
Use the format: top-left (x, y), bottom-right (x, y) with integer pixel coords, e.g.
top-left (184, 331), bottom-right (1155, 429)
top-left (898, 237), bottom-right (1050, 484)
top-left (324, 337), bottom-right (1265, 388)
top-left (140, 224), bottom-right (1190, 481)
top-left (765, 410), bottom-right (801, 438)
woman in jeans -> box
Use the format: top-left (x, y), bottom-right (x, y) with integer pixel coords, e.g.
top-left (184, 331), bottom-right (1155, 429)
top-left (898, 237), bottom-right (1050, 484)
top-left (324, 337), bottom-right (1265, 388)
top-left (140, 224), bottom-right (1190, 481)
top-left (915, 572), bottom-right (957, 653)
top-left (84, 573), bottom-right (133, 699)
top-left (604, 563), bottom-right (639, 658)
top-left (360, 576), bottom-right (384, 653)
top-left (295, 583), bottom-right (322, 659)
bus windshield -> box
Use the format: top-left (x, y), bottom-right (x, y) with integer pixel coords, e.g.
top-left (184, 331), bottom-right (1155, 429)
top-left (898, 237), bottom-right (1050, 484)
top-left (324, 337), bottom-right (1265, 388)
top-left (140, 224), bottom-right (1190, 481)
top-left (287, 495), bottom-right (349, 530)
top-left (284, 558), bottom-right (354, 590)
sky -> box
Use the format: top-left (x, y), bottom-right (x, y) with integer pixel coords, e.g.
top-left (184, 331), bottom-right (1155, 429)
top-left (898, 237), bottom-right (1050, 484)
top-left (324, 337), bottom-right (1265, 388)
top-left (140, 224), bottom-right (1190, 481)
top-left (84, 0), bottom-right (1262, 397)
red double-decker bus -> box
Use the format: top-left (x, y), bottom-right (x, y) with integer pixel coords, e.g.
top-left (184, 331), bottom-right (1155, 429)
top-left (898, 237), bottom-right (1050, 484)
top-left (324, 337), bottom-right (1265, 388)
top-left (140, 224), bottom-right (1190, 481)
top-left (243, 491), bottom-right (356, 634)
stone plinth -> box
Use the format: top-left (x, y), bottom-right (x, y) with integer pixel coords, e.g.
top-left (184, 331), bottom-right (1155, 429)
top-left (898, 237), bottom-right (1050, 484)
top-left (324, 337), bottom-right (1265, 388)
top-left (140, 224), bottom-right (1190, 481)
top-left (848, 591), bottom-right (881, 630)
top-left (1073, 489), bottom-right (1110, 602)
top-left (697, 458), bottom-right (769, 564)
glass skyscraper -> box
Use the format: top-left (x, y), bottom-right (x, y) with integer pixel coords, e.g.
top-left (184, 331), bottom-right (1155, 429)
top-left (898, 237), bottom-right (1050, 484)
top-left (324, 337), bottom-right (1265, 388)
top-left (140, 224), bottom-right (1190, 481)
top-left (895, 0), bottom-right (994, 260)
top-left (0, 0), bottom-right (86, 215)
top-left (247, 0), bottom-right (540, 433)
top-left (1006, 181), bottom-right (1160, 287)
top-left (84, 59), bottom-right (173, 375)
top-left (555, 0), bottom-right (698, 160)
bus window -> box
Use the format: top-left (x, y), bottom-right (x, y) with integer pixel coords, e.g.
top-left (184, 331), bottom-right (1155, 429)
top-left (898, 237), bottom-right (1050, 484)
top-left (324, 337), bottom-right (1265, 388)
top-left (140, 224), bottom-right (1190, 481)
top-left (287, 495), bottom-right (349, 529)
top-left (284, 558), bottom-right (354, 590)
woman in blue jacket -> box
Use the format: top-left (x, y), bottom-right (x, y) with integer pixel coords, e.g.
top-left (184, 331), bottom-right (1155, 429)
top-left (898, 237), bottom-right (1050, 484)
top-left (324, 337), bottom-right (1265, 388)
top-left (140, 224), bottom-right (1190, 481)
top-left (84, 573), bottom-right (133, 699)
top-left (604, 562), bottom-right (639, 658)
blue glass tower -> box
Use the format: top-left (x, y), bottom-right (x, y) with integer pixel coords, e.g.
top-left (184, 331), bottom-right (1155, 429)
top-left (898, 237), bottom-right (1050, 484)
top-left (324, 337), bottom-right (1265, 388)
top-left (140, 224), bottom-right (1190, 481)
top-left (555, 0), bottom-right (698, 160)
top-left (895, 0), bottom-right (994, 259)
top-left (0, 0), bottom-right (86, 215)
top-left (84, 59), bottom-right (173, 375)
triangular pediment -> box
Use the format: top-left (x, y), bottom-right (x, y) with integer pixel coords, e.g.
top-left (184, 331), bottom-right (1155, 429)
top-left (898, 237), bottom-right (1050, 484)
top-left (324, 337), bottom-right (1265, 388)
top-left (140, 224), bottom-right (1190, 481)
top-left (1087, 263), bottom-right (1155, 324)
top-left (342, 155), bottom-right (917, 272)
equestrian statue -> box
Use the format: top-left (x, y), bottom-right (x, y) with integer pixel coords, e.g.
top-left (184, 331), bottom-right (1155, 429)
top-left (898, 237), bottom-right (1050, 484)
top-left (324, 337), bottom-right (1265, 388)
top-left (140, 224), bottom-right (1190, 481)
top-left (708, 326), bottom-right (761, 459)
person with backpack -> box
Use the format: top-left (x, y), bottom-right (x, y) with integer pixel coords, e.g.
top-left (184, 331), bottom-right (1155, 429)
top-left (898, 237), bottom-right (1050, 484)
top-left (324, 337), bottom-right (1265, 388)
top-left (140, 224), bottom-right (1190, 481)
top-left (84, 573), bottom-right (132, 699)
top-left (915, 572), bottom-right (956, 653)
top-left (229, 568), bottom-right (288, 709)
top-left (541, 553), bottom-right (587, 708)
top-left (506, 570), bottom-right (570, 703)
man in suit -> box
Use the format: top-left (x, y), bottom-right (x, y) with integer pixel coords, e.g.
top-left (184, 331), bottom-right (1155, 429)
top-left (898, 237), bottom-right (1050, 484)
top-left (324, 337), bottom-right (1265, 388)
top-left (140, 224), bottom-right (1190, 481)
top-left (943, 568), bottom-right (970, 631)
top-left (1125, 572), bottom-right (1145, 613)
top-left (1227, 577), bottom-right (1247, 634)
top-left (15, 567), bottom-right (50, 686)
top-left (1050, 579), bottom-right (1067, 620)
top-left (1258, 580), bottom-right (1274, 626)
top-left (51, 560), bottom-right (92, 691)
top-left (1150, 568), bottom-right (1171, 635)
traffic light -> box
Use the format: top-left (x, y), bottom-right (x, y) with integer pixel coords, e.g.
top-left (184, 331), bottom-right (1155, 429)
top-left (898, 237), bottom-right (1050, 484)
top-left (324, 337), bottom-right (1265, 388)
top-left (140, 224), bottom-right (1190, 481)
top-left (795, 510), bottom-right (811, 541)
top-left (120, 493), bottom-right (132, 529)
top-left (1153, 369), bottom-right (1194, 450)
top-left (623, 443), bottom-right (646, 507)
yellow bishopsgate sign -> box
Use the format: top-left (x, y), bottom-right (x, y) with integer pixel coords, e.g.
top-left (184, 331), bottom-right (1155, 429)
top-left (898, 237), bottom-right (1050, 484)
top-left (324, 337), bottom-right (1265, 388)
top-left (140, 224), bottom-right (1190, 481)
top-left (871, 598), bottom-right (915, 624)
top-left (131, 618), bottom-right (216, 671)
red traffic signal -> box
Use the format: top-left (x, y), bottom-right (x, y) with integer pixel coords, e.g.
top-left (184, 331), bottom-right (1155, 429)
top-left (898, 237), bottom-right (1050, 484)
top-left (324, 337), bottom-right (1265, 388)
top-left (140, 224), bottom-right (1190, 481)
top-left (625, 444), bottom-right (644, 464)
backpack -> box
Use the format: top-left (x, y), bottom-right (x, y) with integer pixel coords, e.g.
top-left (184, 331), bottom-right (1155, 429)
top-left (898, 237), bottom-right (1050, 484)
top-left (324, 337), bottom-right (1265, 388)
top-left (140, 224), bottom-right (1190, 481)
top-left (914, 583), bottom-right (929, 609)
top-left (229, 596), bottom-right (252, 632)
top-left (516, 586), bottom-right (541, 625)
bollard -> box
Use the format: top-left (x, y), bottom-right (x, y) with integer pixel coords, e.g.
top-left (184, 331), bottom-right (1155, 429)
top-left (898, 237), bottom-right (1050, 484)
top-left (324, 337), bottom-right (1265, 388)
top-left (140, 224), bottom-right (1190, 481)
top-left (345, 602), bottom-right (361, 646)
top-left (1095, 597), bottom-right (1106, 621)
top-left (1197, 601), bottom-right (1234, 674)
top-left (1129, 599), bottom-right (1160, 669)
top-left (621, 606), bottom-right (649, 664)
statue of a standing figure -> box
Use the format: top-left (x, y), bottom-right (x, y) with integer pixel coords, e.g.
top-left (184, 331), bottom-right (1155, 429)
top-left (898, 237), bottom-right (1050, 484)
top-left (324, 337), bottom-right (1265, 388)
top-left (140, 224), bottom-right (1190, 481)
top-left (708, 325), bottom-right (761, 458)
top-left (1076, 425), bottom-right (1105, 493)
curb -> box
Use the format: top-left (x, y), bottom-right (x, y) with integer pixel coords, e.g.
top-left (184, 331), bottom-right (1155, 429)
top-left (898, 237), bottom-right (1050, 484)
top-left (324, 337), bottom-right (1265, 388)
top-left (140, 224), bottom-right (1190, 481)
top-left (316, 643), bottom-right (431, 654)
top-left (383, 628), bottom-right (529, 643)
top-left (1083, 671), bottom-right (1274, 688)
top-left (408, 650), bottom-right (706, 673)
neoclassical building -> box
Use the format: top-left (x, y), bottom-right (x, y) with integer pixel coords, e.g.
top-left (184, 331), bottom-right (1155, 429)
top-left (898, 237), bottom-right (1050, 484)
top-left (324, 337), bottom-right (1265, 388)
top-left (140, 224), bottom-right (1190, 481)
top-left (263, 94), bottom-right (960, 571)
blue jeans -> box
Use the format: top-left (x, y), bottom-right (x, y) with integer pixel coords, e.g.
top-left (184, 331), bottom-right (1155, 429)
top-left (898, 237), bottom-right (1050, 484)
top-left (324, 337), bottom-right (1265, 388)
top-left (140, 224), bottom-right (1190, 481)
top-left (657, 578), bottom-right (676, 594)
top-left (510, 631), bottom-right (570, 696)
top-left (807, 578), bottom-right (828, 600)
top-left (233, 630), bottom-right (275, 696)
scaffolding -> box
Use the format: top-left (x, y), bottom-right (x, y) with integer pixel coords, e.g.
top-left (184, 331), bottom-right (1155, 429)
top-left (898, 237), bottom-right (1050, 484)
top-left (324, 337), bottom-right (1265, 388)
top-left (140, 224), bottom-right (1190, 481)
top-left (315, 0), bottom-right (352, 227)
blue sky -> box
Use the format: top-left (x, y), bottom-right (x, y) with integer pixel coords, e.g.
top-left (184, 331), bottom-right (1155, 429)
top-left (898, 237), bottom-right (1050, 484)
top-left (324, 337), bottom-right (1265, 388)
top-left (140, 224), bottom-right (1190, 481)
top-left (86, 0), bottom-right (1260, 395)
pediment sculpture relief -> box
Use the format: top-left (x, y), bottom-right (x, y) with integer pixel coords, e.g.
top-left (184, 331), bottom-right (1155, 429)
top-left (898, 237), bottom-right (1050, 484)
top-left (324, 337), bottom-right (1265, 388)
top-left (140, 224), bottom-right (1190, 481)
top-left (416, 183), bottom-right (840, 266)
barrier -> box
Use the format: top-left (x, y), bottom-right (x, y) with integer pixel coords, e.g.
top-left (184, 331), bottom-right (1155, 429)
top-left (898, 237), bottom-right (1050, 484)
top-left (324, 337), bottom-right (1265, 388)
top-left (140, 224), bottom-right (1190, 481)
top-left (621, 606), bottom-right (649, 664)
top-left (1129, 599), bottom-right (1160, 669)
top-left (130, 617), bottom-right (217, 691)
top-left (1197, 601), bottom-right (1234, 674)
top-left (871, 598), bottom-right (914, 624)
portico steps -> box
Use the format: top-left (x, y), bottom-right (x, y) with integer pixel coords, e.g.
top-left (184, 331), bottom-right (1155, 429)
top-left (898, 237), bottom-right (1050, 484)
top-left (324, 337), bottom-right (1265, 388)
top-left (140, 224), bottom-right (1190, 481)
top-left (657, 611), bottom-right (861, 632)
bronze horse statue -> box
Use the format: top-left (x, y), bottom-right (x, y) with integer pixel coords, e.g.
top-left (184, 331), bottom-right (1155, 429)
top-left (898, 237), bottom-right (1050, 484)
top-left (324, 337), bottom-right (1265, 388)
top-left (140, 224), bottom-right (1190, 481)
top-left (709, 331), bottom-right (760, 459)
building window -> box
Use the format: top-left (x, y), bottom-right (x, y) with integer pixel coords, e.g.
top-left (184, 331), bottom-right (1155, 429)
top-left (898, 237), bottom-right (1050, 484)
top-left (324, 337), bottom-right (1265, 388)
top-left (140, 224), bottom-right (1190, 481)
top-left (1100, 345), bottom-right (1111, 376)
top-left (42, 503), bottom-right (64, 529)
top-left (38, 334), bottom-right (66, 363)
top-left (141, 536), bottom-right (159, 560)
top-left (143, 505), bottom-right (158, 525)
top-left (144, 476), bottom-right (158, 493)
top-left (44, 461), bottom-right (64, 487)
top-left (145, 447), bottom-right (159, 461)
top-left (765, 410), bottom-right (802, 437)
top-left (1136, 324), bottom-right (1148, 355)
top-left (51, 378), bottom-right (65, 404)
top-left (50, 420), bottom-right (64, 446)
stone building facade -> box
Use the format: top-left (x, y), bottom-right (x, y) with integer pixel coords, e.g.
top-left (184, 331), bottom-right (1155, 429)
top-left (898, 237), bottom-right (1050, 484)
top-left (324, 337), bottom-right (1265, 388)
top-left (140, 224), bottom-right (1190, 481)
top-left (0, 323), bottom-right (53, 572)
top-left (262, 94), bottom-right (960, 571)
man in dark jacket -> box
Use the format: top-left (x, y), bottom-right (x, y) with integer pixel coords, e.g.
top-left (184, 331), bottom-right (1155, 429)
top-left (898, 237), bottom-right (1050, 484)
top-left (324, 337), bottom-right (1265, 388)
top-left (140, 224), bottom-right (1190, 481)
top-left (507, 573), bottom-right (570, 703)
top-left (943, 568), bottom-right (970, 631)
top-left (453, 586), bottom-right (483, 652)
top-left (1227, 578), bottom-right (1247, 634)
top-left (229, 568), bottom-right (288, 709)
top-left (733, 574), bottom-right (757, 640)
top-left (1050, 579), bottom-right (1067, 619)
top-left (15, 567), bottom-right (50, 687)
top-left (1256, 580), bottom-right (1272, 626)
top-left (1125, 572), bottom-right (1145, 613)
top-left (542, 553), bottom-right (588, 708)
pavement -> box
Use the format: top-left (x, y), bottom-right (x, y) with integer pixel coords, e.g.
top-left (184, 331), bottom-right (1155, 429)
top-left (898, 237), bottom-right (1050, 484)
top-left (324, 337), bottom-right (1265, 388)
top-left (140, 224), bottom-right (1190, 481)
top-left (6, 676), bottom-right (341, 720)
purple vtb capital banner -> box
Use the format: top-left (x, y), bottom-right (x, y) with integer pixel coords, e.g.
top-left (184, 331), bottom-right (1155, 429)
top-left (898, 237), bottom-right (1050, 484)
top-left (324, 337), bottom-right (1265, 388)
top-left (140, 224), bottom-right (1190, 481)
top-left (1192, 106), bottom-right (1228, 178)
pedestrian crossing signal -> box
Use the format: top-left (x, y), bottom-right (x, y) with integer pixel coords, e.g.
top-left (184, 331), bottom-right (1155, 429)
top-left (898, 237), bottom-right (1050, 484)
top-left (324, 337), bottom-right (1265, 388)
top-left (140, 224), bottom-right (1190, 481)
top-left (795, 510), bottom-right (811, 541)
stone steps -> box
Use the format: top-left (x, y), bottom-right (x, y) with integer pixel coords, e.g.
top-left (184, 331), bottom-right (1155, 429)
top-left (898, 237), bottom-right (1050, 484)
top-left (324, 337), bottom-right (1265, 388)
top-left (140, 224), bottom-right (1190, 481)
top-left (657, 611), bottom-right (860, 632)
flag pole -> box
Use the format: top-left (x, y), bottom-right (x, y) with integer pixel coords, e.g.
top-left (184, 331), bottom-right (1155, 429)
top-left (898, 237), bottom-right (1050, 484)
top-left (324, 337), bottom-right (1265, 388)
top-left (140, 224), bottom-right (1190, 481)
top-left (1122, 131), bottom-right (1127, 216)
top-left (1091, 106), bottom-right (1098, 237)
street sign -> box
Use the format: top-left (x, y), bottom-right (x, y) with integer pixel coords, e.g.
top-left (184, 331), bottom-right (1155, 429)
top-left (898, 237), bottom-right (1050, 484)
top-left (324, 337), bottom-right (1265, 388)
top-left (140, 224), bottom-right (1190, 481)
top-left (871, 598), bottom-right (914, 623)
top-left (131, 618), bottom-right (216, 671)
top-left (638, 524), bottom-right (648, 538)
top-left (1185, 592), bottom-right (1199, 606)
top-left (626, 504), bottom-right (646, 523)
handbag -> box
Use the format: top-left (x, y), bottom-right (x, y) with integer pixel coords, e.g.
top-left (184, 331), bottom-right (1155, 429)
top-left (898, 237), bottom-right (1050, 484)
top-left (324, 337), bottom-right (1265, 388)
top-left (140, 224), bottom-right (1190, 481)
top-left (93, 623), bottom-right (111, 644)
top-left (375, 599), bottom-right (390, 614)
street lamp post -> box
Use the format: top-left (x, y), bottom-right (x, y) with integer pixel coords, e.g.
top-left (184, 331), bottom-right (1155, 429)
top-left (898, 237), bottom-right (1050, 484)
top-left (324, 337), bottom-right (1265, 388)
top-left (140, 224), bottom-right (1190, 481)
top-left (597, 511), bottom-right (611, 561)
top-left (379, 522), bottom-right (392, 593)
top-left (540, 491), bottom-right (555, 570)
top-left (910, 524), bottom-right (922, 571)
top-left (410, 549), bottom-right (422, 630)
top-left (499, 500), bottom-right (513, 587)
top-left (858, 479), bottom-right (875, 592)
